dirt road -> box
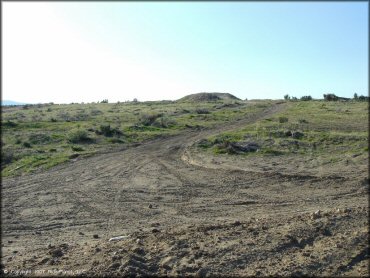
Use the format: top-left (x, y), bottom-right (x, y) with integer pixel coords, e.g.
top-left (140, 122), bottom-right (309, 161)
top-left (2, 103), bottom-right (368, 277)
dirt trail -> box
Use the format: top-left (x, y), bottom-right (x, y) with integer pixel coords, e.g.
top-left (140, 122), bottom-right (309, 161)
top-left (1, 103), bottom-right (368, 277)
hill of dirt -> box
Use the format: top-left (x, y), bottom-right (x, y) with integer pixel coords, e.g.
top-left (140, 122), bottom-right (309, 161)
top-left (178, 92), bottom-right (240, 102)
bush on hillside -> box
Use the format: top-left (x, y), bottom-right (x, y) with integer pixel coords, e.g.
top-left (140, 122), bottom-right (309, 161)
top-left (67, 129), bottom-right (92, 143)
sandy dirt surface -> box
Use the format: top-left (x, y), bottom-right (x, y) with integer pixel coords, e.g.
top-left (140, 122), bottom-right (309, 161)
top-left (1, 103), bottom-right (369, 277)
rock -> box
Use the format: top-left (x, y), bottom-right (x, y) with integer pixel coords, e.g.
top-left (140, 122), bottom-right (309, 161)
top-left (152, 228), bottom-right (160, 233)
top-left (112, 255), bottom-right (122, 261)
top-left (302, 251), bottom-right (310, 257)
top-left (228, 142), bottom-right (260, 153)
top-left (133, 247), bottom-right (145, 255)
top-left (160, 256), bottom-right (175, 268)
top-left (95, 247), bottom-right (101, 253)
top-left (8, 240), bottom-right (13, 244)
top-left (39, 258), bottom-right (49, 265)
top-left (59, 243), bottom-right (69, 249)
top-left (196, 267), bottom-right (209, 277)
top-left (311, 210), bottom-right (321, 219)
top-left (233, 220), bottom-right (241, 226)
top-left (79, 232), bottom-right (85, 235)
top-left (148, 204), bottom-right (153, 209)
top-left (50, 248), bottom-right (63, 258)
top-left (93, 234), bottom-right (99, 239)
top-left (109, 262), bottom-right (121, 270)
top-left (108, 235), bottom-right (130, 242)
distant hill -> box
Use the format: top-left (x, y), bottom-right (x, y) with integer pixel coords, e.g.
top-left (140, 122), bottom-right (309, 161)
top-left (178, 92), bottom-right (240, 102)
top-left (2, 100), bottom-right (28, 106)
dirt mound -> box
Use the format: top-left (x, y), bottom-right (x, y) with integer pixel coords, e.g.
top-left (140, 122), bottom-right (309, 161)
top-left (178, 92), bottom-right (240, 102)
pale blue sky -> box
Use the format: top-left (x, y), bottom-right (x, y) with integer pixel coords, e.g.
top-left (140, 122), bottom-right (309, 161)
top-left (3, 2), bottom-right (368, 103)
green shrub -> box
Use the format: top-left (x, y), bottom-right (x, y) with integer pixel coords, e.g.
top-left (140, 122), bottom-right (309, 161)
top-left (197, 139), bottom-right (213, 148)
top-left (195, 108), bottom-right (210, 114)
top-left (67, 129), bottom-right (92, 143)
top-left (3, 120), bottom-right (18, 128)
top-left (71, 146), bottom-right (84, 152)
top-left (139, 113), bottom-right (161, 126)
top-left (300, 95), bottom-right (312, 101)
top-left (96, 125), bottom-right (122, 137)
top-left (323, 94), bottom-right (338, 101)
top-left (358, 95), bottom-right (369, 101)
top-left (23, 142), bottom-right (32, 148)
top-left (152, 116), bottom-right (176, 128)
top-left (1, 149), bottom-right (15, 168)
top-left (28, 133), bottom-right (51, 144)
top-left (279, 117), bottom-right (289, 123)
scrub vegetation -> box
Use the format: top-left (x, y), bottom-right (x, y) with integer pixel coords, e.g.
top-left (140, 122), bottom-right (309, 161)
top-left (2, 96), bottom-right (270, 176)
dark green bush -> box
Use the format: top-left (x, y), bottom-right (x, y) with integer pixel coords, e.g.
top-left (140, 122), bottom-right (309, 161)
top-left (195, 108), bottom-right (210, 114)
top-left (139, 113), bottom-right (161, 126)
top-left (1, 149), bottom-right (15, 168)
top-left (28, 133), bottom-right (51, 144)
top-left (279, 117), bottom-right (289, 123)
top-left (67, 129), bottom-right (92, 143)
top-left (23, 142), bottom-right (32, 148)
top-left (152, 117), bottom-right (176, 128)
top-left (96, 125), bottom-right (122, 137)
top-left (3, 120), bottom-right (18, 128)
top-left (197, 139), bottom-right (213, 148)
top-left (71, 146), bottom-right (84, 152)
top-left (323, 94), bottom-right (338, 101)
top-left (358, 95), bottom-right (369, 101)
top-left (300, 95), bottom-right (312, 101)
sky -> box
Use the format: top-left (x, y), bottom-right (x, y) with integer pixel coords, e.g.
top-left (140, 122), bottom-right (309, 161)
top-left (2, 1), bottom-right (368, 104)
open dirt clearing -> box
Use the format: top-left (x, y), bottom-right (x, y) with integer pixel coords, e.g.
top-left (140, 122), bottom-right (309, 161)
top-left (1, 103), bottom-right (368, 277)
